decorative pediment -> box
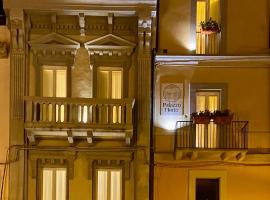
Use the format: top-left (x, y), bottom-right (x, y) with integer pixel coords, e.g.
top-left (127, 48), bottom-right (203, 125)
top-left (84, 34), bottom-right (136, 56)
top-left (28, 32), bottom-right (80, 55)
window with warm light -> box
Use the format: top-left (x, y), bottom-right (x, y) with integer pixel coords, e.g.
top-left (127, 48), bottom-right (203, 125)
top-left (42, 66), bottom-right (67, 122)
top-left (196, 91), bottom-right (220, 148)
top-left (97, 67), bottom-right (123, 123)
top-left (41, 168), bottom-right (67, 200)
top-left (196, 0), bottom-right (220, 54)
top-left (96, 169), bottom-right (122, 200)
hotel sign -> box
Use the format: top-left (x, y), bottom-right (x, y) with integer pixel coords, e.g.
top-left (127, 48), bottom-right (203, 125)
top-left (161, 83), bottom-right (183, 115)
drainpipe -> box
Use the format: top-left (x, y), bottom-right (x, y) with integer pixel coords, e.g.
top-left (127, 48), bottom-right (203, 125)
top-left (149, 0), bottom-right (160, 200)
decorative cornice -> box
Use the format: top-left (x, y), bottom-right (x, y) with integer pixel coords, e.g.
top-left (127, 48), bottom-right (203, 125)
top-left (29, 32), bottom-right (80, 56)
top-left (85, 34), bottom-right (136, 56)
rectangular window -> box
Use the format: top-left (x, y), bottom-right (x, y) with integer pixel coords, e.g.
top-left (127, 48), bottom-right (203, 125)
top-left (196, 178), bottom-right (220, 200)
top-left (97, 68), bottom-right (123, 123)
top-left (42, 66), bottom-right (67, 98)
top-left (96, 169), bottom-right (122, 200)
top-left (97, 68), bottom-right (122, 99)
top-left (42, 66), bottom-right (67, 122)
top-left (196, 0), bottom-right (220, 54)
top-left (196, 91), bottom-right (220, 148)
top-left (42, 168), bottom-right (67, 200)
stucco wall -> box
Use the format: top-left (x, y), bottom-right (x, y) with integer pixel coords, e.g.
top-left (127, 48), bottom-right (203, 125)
top-left (159, 0), bottom-right (269, 55)
top-left (0, 26), bottom-right (10, 199)
top-left (155, 65), bottom-right (270, 151)
top-left (154, 165), bottom-right (270, 200)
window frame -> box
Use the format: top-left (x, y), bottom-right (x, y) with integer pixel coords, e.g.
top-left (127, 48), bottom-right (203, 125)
top-left (190, 83), bottom-right (228, 114)
top-left (93, 163), bottom-right (125, 200)
top-left (40, 65), bottom-right (68, 98)
top-left (189, 170), bottom-right (227, 200)
top-left (37, 162), bottom-right (69, 200)
top-left (96, 66), bottom-right (123, 99)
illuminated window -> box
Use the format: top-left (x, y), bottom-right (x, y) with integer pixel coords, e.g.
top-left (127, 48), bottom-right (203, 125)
top-left (96, 169), bottom-right (122, 200)
top-left (42, 168), bottom-right (67, 200)
top-left (97, 68), bottom-right (122, 99)
top-left (196, 0), bottom-right (220, 54)
top-left (42, 66), bottom-right (67, 98)
top-left (97, 68), bottom-right (123, 123)
top-left (42, 66), bottom-right (67, 122)
top-left (196, 91), bottom-right (220, 148)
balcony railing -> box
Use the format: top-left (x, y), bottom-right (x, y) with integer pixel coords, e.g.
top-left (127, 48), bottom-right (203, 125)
top-left (196, 31), bottom-right (221, 55)
top-left (175, 121), bottom-right (248, 150)
top-left (24, 96), bottom-right (135, 131)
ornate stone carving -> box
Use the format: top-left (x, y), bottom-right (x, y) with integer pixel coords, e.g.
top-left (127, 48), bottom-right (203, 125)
top-left (29, 151), bottom-right (76, 179)
top-left (0, 42), bottom-right (8, 58)
top-left (85, 34), bottom-right (136, 56)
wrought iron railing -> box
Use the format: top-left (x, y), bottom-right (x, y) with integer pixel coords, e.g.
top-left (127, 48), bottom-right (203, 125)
top-left (175, 121), bottom-right (248, 149)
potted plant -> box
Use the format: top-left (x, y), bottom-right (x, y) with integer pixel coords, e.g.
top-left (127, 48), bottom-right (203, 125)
top-left (200, 18), bottom-right (221, 35)
top-left (191, 110), bottom-right (212, 124)
top-left (213, 109), bottom-right (233, 125)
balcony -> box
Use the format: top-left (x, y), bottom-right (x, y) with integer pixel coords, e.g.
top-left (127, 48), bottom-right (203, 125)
top-left (24, 96), bottom-right (135, 144)
top-left (174, 121), bottom-right (248, 161)
top-left (196, 31), bottom-right (221, 55)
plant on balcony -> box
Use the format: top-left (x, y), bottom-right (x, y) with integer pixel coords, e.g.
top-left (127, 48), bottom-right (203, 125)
top-left (191, 110), bottom-right (212, 124)
top-left (213, 109), bottom-right (234, 125)
top-left (200, 18), bottom-right (221, 34)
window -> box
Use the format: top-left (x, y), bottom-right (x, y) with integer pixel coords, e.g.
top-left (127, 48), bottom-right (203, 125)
top-left (97, 67), bottom-right (123, 123)
top-left (196, 178), bottom-right (219, 200)
top-left (41, 66), bottom-right (67, 122)
top-left (41, 168), bottom-right (67, 200)
top-left (189, 170), bottom-right (227, 200)
top-left (196, 0), bottom-right (220, 54)
top-left (97, 68), bottom-right (122, 99)
top-left (42, 66), bottom-right (67, 98)
top-left (96, 169), bottom-right (122, 200)
top-left (196, 91), bottom-right (220, 148)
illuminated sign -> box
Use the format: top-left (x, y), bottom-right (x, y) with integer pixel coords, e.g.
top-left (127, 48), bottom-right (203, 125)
top-left (161, 83), bottom-right (183, 115)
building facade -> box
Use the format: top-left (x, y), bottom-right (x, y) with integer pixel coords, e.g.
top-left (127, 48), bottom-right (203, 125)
top-left (2, 0), bottom-right (270, 200)
top-left (3, 0), bottom-right (156, 200)
top-left (154, 0), bottom-right (270, 200)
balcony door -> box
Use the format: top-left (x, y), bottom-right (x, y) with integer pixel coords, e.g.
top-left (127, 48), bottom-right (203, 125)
top-left (196, 0), bottom-right (220, 54)
top-left (97, 67), bottom-right (123, 123)
top-left (42, 66), bottom-right (67, 122)
top-left (196, 91), bottom-right (220, 148)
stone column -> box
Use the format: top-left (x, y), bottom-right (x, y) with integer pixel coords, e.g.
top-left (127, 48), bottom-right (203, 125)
top-left (9, 10), bottom-right (26, 200)
top-left (135, 9), bottom-right (153, 200)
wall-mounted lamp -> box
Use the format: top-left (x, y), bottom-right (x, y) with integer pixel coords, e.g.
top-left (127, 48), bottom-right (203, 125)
top-left (0, 0), bottom-right (6, 26)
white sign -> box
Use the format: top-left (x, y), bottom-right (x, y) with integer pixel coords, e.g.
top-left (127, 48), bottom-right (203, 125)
top-left (161, 83), bottom-right (183, 115)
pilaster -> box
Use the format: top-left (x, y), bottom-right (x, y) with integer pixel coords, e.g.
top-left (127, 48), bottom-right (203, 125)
top-left (9, 9), bottom-right (26, 200)
top-left (135, 9), bottom-right (153, 200)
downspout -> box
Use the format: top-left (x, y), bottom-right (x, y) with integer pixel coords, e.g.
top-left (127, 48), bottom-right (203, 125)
top-left (149, 0), bottom-right (160, 200)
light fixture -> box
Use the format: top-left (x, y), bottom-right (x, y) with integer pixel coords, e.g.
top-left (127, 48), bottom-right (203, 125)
top-left (0, 0), bottom-right (6, 26)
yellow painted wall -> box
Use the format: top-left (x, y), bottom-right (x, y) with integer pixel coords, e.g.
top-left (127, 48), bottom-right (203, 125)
top-left (0, 26), bottom-right (10, 200)
top-left (159, 0), bottom-right (192, 54)
top-left (154, 165), bottom-right (270, 200)
top-left (226, 0), bottom-right (269, 55)
top-left (159, 0), bottom-right (269, 55)
top-left (155, 65), bottom-right (270, 151)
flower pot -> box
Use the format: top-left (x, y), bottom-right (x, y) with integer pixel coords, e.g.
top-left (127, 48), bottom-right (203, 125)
top-left (200, 29), bottom-right (219, 35)
top-left (213, 115), bottom-right (233, 125)
top-left (193, 116), bottom-right (211, 124)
